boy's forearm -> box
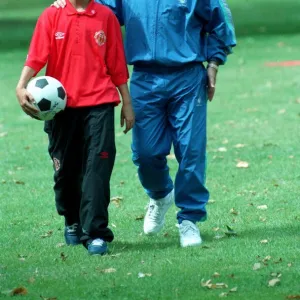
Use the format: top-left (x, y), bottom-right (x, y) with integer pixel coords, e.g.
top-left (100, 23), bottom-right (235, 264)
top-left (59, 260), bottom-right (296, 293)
top-left (117, 83), bottom-right (131, 104)
top-left (16, 66), bottom-right (36, 90)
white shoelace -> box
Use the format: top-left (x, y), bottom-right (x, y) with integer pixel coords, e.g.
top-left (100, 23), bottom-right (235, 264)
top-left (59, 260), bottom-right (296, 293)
top-left (181, 223), bottom-right (198, 236)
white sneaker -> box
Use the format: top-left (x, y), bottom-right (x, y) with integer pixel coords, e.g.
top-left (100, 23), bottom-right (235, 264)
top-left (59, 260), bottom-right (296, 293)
top-left (143, 190), bottom-right (174, 235)
top-left (179, 220), bottom-right (202, 247)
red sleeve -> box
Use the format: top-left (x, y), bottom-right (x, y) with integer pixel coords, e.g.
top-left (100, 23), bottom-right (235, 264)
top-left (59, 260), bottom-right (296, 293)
top-left (25, 8), bottom-right (52, 76)
top-left (105, 11), bottom-right (129, 87)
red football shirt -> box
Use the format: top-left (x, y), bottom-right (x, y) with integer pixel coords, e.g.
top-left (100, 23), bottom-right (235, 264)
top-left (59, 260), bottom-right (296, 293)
top-left (25, 0), bottom-right (129, 107)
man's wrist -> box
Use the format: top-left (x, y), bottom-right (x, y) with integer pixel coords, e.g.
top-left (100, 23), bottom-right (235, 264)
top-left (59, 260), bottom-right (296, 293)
top-left (207, 61), bottom-right (219, 72)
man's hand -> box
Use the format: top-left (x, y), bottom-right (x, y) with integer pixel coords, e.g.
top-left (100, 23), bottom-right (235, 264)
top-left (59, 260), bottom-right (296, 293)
top-left (16, 88), bottom-right (39, 118)
top-left (120, 103), bottom-right (135, 134)
top-left (207, 66), bottom-right (218, 101)
top-left (51, 0), bottom-right (66, 8)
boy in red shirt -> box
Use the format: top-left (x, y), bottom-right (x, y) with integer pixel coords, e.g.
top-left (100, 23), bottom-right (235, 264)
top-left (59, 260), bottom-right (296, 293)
top-left (16, 0), bottom-right (134, 255)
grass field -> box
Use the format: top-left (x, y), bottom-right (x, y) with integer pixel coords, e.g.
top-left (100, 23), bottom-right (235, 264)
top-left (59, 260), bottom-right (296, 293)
top-left (1, 1), bottom-right (300, 299)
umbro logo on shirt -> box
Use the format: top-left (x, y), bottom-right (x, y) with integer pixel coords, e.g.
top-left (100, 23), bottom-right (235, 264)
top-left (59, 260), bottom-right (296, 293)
top-left (55, 32), bottom-right (65, 40)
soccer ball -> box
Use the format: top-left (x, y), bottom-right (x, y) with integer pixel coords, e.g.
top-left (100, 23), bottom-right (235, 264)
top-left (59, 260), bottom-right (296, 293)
top-left (26, 76), bottom-right (67, 121)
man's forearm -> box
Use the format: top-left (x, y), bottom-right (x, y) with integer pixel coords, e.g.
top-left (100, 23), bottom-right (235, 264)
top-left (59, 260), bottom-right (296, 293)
top-left (16, 66), bottom-right (36, 90)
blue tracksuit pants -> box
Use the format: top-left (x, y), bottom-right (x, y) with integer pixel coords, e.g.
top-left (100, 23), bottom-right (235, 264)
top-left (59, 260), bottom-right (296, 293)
top-left (130, 63), bottom-right (209, 223)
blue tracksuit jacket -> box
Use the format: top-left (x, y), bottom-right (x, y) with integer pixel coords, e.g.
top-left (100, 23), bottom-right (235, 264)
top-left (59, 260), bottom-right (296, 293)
top-left (96, 0), bottom-right (236, 65)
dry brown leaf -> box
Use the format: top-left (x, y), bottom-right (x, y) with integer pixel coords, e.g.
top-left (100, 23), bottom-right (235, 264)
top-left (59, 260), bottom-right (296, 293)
top-left (278, 109), bottom-right (286, 115)
top-left (263, 256), bottom-right (272, 263)
top-left (56, 243), bottom-right (65, 248)
top-left (201, 279), bottom-right (228, 289)
top-left (260, 239), bottom-right (268, 244)
top-left (274, 258), bottom-right (283, 264)
top-left (222, 139), bottom-right (229, 144)
top-left (230, 287), bottom-right (238, 292)
top-left (111, 196), bottom-right (123, 207)
top-left (287, 296), bottom-right (300, 299)
top-left (1, 180), bottom-right (6, 184)
top-left (0, 132), bottom-right (7, 138)
top-left (40, 296), bottom-right (58, 300)
top-left (212, 227), bottom-right (220, 232)
top-left (219, 292), bottom-right (228, 297)
top-left (60, 252), bottom-right (68, 261)
top-left (100, 268), bottom-right (116, 273)
top-left (138, 272), bottom-right (152, 278)
top-left (288, 263), bottom-right (292, 268)
top-left (230, 208), bottom-right (239, 215)
top-left (28, 277), bottom-right (35, 284)
top-left (40, 230), bottom-right (53, 238)
top-left (11, 287), bottom-right (28, 296)
top-left (218, 147), bottom-right (227, 152)
top-left (268, 278), bottom-right (280, 287)
top-left (234, 144), bottom-right (246, 148)
top-left (13, 180), bottom-right (25, 185)
top-left (253, 263), bottom-right (262, 271)
top-left (257, 205), bottom-right (268, 210)
top-left (213, 272), bottom-right (220, 278)
top-left (236, 161), bottom-right (249, 168)
top-left (208, 199), bottom-right (216, 204)
top-left (259, 216), bottom-right (267, 222)
top-left (135, 215), bottom-right (144, 221)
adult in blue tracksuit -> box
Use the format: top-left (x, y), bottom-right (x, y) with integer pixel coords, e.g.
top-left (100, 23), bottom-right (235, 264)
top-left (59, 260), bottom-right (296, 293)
top-left (54, 0), bottom-right (236, 247)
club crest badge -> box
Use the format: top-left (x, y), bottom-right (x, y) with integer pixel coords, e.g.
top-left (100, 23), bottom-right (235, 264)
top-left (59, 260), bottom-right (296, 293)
top-left (94, 30), bottom-right (106, 46)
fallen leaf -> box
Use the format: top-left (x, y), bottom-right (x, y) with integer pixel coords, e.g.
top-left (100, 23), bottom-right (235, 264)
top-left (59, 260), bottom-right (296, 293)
top-left (259, 216), bottom-right (267, 222)
top-left (213, 272), bottom-right (220, 278)
top-left (100, 268), bottom-right (116, 273)
top-left (40, 230), bottom-right (53, 238)
top-left (270, 272), bottom-right (281, 278)
top-left (0, 132), bottom-right (7, 138)
top-left (11, 287), bottom-right (28, 296)
top-left (111, 196), bottom-right (123, 207)
top-left (212, 227), bottom-right (220, 232)
top-left (278, 109), bottom-right (286, 115)
top-left (268, 278), bottom-right (280, 287)
top-left (257, 205), bottom-right (268, 210)
top-left (260, 239), bottom-right (268, 244)
top-left (135, 215), bottom-right (144, 221)
top-left (138, 272), bottom-right (152, 278)
top-left (1, 180), bottom-right (6, 184)
top-left (230, 287), bottom-right (238, 292)
top-left (234, 144), bottom-right (246, 148)
top-left (230, 208), bottom-right (239, 215)
top-left (208, 199), bottom-right (216, 204)
top-left (60, 252), bottom-right (68, 261)
top-left (219, 292), bottom-right (228, 297)
top-left (56, 243), bottom-right (65, 248)
top-left (225, 225), bottom-right (238, 237)
top-left (28, 277), bottom-right (35, 284)
top-left (263, 256), bottom-right (272, 263)
top-left (40, 296), bottom-right (58, 300)
top-left (222, 139), bottom-right (229, 144)
top-left (201, 279), bottom-right (228, 289)
top-left (287, 263), bottom-right (292, 267)
top-left (253, 263), bottom-right (262, 271)
top-left (236, 161), bottom-right (249, 168)
top-left (287, 296), bottom-right (300, 299)
top-left (13, 180), bottom-right (25, 185)
top-left (274, 258), bottom-right (283, 264)
top-left (111, 223), bottom-right (117, 228)
top-left (218, 147), bottom-right (227, 152)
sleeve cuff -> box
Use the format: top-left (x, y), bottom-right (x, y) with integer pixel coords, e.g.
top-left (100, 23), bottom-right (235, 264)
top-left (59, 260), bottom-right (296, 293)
top-left (25, 60), bottom-right (44, 77)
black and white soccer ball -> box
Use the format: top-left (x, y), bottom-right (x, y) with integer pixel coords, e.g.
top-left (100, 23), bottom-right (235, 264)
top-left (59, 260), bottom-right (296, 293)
top-left (27, 76), bottom-right (67, 121)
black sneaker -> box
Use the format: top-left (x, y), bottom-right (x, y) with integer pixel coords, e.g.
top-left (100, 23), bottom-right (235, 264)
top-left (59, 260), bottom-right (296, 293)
top-left (64, 223), bottom-right (81, 245)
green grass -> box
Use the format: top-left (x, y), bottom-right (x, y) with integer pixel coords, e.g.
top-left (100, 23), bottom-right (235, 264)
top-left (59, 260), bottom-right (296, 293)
top-left (1, 1), bottom-right (300, 300)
